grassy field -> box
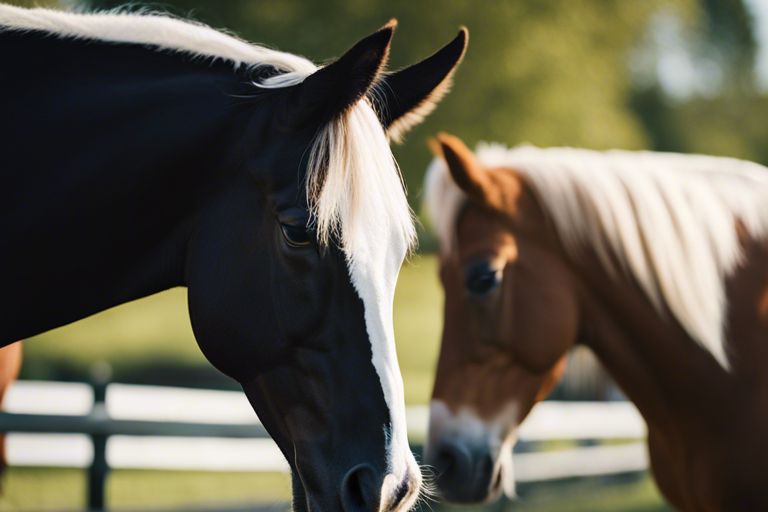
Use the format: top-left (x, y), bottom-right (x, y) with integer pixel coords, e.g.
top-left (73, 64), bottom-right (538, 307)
top-left (0, 468), bottom-right (291, 511)
top-left (22, 255), bottom-right (444, 404)
top-left (0, 468), bottom-right (668, 512)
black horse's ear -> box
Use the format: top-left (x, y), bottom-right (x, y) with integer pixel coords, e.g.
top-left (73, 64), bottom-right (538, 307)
top-left (285, 20), bottom-right (396, 129)
top-left (374, 28), bottom-right (468, 142)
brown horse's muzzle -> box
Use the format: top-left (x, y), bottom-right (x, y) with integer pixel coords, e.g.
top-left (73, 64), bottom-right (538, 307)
top-left (427, 436), bottom-right (502, 503)
top-left (424, 400), bottom-right (515, 504)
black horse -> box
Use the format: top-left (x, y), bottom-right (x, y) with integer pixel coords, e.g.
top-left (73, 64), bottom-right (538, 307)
top-left (0, 6), bottom-right (467, 511)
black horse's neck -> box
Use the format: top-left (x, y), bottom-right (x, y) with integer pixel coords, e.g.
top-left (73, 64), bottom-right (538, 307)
top-left (0, 30), bottom-right (259, 343)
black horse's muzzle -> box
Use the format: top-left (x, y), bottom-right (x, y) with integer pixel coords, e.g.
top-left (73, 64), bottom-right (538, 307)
top-left (288, 463), bottom-right (420, 512)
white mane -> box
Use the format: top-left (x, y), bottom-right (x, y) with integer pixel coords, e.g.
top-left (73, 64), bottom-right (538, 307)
top-left (425, 143), bottom-right (768, 369)
top-left (0, 4), bottom-right (416, 261)
top-left (0, 4), bottom-right (316, 75)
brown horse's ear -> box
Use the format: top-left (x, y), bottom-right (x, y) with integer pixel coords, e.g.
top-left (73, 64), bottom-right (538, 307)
top-left (376, 28), bottom-right (468, 142)
top-left (426, 136), bottom-right (443, 158)
top-left (286, 20), bottom-right (396, 129)
top-left (435, 133), bottom-right (492, 202)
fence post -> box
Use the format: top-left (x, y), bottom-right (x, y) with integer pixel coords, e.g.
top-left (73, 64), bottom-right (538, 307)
top-left (88, 362), bottom-right (112, 511)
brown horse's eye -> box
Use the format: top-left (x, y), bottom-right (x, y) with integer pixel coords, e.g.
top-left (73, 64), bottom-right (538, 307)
top-left (281, 223), bottom-right (312, 248)
top-left (465, 261), bottom-right (502, 297)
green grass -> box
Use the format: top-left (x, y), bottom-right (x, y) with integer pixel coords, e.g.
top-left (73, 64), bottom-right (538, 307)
top-left (460, 476), bottom-right (670, 512)
top-left (393, 255), bottom-right (443, 404)
top-left (0, 468), bottom-right (291, 511)
top-left (0, 468), bottom-right (668, 511)
top-left (22, 255), bottom-right (443, 403)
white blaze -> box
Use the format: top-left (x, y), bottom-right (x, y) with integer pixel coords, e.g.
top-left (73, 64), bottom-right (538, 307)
top-left (307, 99), bottom-right (420, 505)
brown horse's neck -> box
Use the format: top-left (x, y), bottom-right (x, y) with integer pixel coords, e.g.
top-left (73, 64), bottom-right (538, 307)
top-left (572, 234), bottom-right (768, 428)
top-left (565, 233), bottom-right (768, 509)
top-left (576, 260), bottom-right (725, 427)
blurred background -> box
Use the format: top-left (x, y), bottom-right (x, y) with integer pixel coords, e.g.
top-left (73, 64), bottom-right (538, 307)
top-left (1, 0), bottom-right (766, 510)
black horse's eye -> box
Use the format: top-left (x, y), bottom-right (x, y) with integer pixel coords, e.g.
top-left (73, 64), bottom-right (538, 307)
top-left (280, 223), bottom-right (312, 248)
top-left (465, 261), bottom-right (502, 297)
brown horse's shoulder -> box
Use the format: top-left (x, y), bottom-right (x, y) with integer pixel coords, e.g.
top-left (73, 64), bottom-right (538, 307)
top-left (647, 394), bottom-right (768, 512)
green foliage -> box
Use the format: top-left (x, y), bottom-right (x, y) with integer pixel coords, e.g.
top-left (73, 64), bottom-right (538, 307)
top-left (670, 93), bottom-right (768, 163)
top-left (698, 0), bottom-right (757, 90)
top-left (632, 84), bottom-right (768, 164)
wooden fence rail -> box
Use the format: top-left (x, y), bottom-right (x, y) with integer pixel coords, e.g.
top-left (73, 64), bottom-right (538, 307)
top-left (0, 376), bottom-right (648, 511)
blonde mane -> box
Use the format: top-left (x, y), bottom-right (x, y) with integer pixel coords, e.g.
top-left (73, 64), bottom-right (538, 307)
top-left (425, 143), bottom-right (768, 369)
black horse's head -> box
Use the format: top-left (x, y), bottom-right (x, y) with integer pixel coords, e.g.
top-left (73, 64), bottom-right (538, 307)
top-left (185, 23), bottom-right (467, 511)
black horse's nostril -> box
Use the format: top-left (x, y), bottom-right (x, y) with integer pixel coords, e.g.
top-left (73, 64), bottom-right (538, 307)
top-left (389, 474), bottom-right (411, 510)
top-left (341, 464), bottom-right (381, 512)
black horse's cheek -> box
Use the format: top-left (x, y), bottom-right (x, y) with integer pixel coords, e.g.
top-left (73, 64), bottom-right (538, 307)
top-left (186, 265), bottom-right (290, 383)
top-left (185, 212), bottom-right (288, 382)
top-left (187, 296), bottom-right (253, 382)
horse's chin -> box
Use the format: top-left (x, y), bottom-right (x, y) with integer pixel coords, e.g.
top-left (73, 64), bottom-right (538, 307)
top-left (289, 472), bottom-right (309, 512)
top-left (288, 470), bottom-right (335, 512)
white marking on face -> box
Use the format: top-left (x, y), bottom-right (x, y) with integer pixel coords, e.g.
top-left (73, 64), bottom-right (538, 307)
top-left (305, 100), bottom-right (418, 508)
top-left (348, 236), bottom-right (421, 505)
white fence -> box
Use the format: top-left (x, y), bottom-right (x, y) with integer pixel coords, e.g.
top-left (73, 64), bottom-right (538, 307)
top-left (2, 380), bottom-right (648, 483)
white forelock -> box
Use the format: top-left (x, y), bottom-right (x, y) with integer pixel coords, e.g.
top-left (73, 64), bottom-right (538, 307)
top-left (425, 143), bottom-right (768, 369)
top-left (1, 2), bottom-right (418, 488)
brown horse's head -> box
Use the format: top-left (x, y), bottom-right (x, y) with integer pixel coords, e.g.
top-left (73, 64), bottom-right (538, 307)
top-left (423, 134), bottom-right (579, 503)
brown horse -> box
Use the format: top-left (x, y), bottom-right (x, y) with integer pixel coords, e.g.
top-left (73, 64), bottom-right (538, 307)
top-left (422, 133), bottom-right (768, 511)
top-left (0, 342), bottom-right (22, 475)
